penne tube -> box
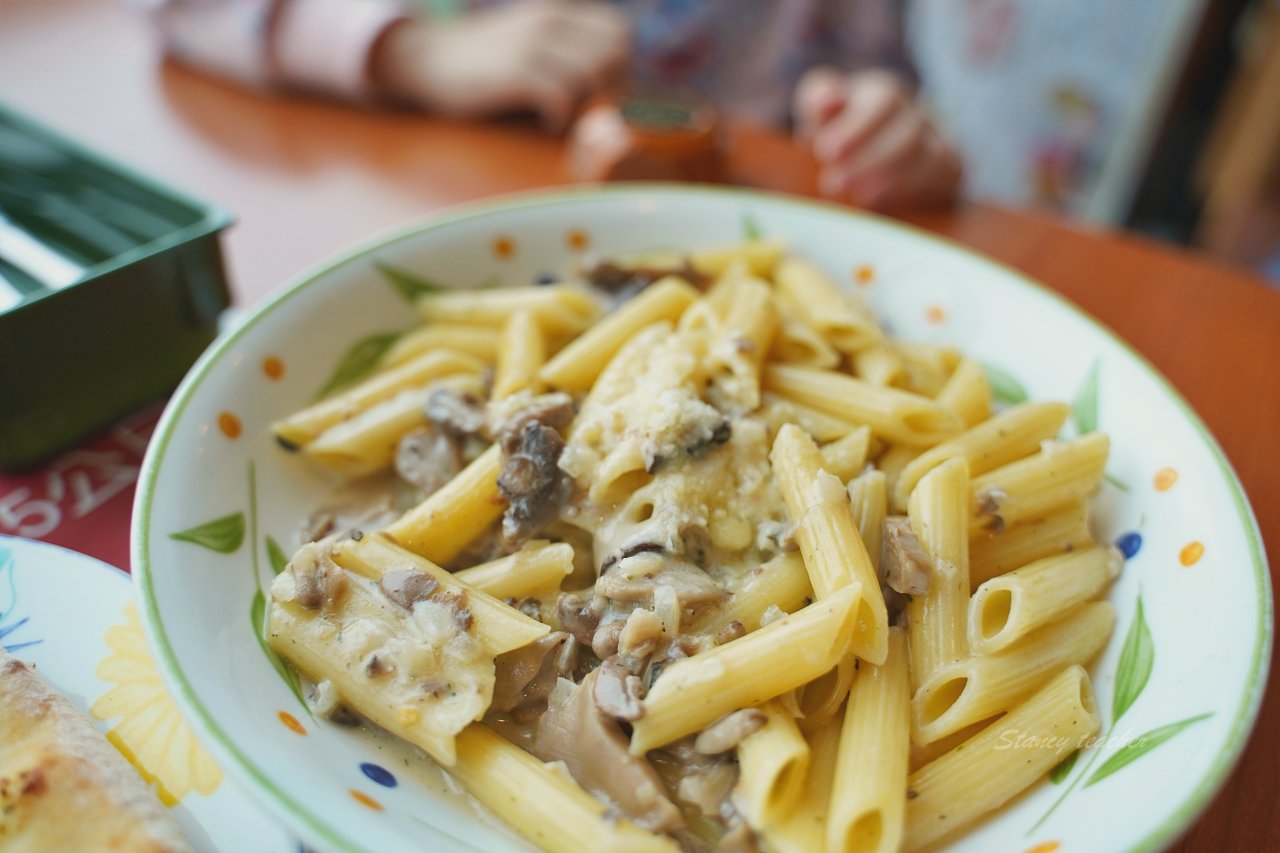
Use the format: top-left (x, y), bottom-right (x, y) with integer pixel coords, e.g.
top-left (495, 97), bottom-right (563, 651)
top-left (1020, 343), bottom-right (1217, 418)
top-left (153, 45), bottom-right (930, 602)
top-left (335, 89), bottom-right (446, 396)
top-left (892, 401), bottom-right (1070, 512)
top-left (969, 501), bottom-right (1093, 589)
top-left (854, 344), bottom-right (904, 387)
top-left (969, 434), bottom-right (1110, 537)
top-left (908, 719), bottom-right (995, 773)
top-left (771, 425), bottom-right (888, 664)
top-left (418, 285), bottom-right (602, 335)
top-left (629, 585), bottom-right (859, 755)
top-left (847, 469), bottom-right (888, 576)
top-left (970, 545), bottom-right (1122, 654)
top-left (770, 311), bottom-right (842, 369)
top-left (492, 309), bottom-right (545, 399)
top-left (874, 444), bottom-right (920, 511)
top-left (737, 700), bottom-right (811, 831)
top-left (906, 458), bottom-right (971, 691)
top-left (329, 533), bottom-right (549, 656)
top-left (707, 274), bottom-right (778, 410)
top-left (540, 277), bottom-right (700, 391)
top-left (905, 666), bottom-right (1100, 851)
top-left (911, 602), bottom-right (1113, 744)
top-left (272, 349), bottom-right (484, 448)
top-left (818, 426), bottom-right (872, 483)
top-left (450, 726), bottom-right (679, 853)
top-left (758, 393), bottom-right (865, 444)
top-left (693, 552), bottom-right (814, 636)
top-left (935, 358), bottom-right (991, 429)
top-left (828, 627), bottom-right (911, 853)
top-left (798, 651), bottom-right (857, 734)
top-left (774, 257), bottom-right (883, 353)
top-left (688, 239), bottom-right (784, 278)
top-left (764, 364), bottom-right (961, 447)
top-left (893, 342), bottom-right (962, 398)
top-left (381, 324), bottom-right (501, 367)
top-left (304, 374), bottom-right (484, 478)
top-left (384, 444), bottom-right (505, 564)
top-left (762, 709), bottom-right (843, 853)
top-left (452, 541), bottom-right (575, 602)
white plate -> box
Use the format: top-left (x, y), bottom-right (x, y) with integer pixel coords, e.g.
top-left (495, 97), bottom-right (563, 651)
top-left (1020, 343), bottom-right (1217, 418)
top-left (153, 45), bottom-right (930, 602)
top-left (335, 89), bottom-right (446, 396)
top-left (0, 535), bottom-right (296, 852)
top-left (132, 186), bottom-right (1271, 853)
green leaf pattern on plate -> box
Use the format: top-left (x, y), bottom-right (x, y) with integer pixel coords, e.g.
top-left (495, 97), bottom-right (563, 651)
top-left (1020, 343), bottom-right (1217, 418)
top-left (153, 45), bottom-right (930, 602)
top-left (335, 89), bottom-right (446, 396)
top-left (983, 363), bottom-right (1029, 406)
top-left (1113, 593), bottom-right (1155, 722)
top-left (742, 212), bottom-right (762, 240)
top-left (1029, 595), bottom-right (1211, 834)
top-left (1085, 714), bottom-right (1214, 788)
top-left (1073, 359), bottom-right (1100, 434)
top-left (265, 536), bottom-right (289, 576)
top-left (376, 261), bottom-right (447, 302)
top-left (1049, 749), bottom-right (1079, 784)
top-left (250, 587), bottom-right (305, 709)
top-left (169, 513), bottom-right (245, 554)
top-left (314, 331), bottom-right (401, 399)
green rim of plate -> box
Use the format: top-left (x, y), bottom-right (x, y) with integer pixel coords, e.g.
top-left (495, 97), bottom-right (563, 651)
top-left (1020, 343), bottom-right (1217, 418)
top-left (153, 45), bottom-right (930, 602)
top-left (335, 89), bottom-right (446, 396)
top-left (133, 184), bottom-right (1272, 853)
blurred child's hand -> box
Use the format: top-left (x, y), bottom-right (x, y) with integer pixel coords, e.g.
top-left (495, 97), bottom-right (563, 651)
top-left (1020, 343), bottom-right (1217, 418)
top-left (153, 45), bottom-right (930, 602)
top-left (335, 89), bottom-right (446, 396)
top-left (374, 2), bottom-right (629, 130)
top-left (793, 67), bottom-right (962, 210)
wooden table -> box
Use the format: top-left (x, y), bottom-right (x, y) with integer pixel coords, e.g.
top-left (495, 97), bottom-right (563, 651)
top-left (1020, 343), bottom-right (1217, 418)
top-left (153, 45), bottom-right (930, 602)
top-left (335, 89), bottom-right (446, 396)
top-left (3, 2), bottom-right (1278, 850)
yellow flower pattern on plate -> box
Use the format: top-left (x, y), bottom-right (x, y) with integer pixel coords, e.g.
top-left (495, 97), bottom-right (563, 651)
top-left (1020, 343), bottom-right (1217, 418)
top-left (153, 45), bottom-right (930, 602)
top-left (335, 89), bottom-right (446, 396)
top-left (91, 603), bottom-right (223, 805)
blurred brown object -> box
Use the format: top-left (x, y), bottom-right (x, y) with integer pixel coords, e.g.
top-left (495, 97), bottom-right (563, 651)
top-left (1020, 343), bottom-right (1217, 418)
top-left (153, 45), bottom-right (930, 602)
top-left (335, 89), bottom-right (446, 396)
top-left (1195, 1), bottom-right (1280, 269)
top-left (567, 91), bottom-right (725, 183)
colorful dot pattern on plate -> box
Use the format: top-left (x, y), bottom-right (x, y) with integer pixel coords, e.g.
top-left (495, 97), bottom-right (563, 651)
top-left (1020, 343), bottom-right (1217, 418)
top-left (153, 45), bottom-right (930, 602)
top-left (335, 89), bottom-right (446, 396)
top-left (1116, 531), bottom-right (1143, 560)
top-left (350, 790), bottom-right (384, 811)
top-left (360, 763), bottom-right (398, 788)
top-left (1181, 541), bottom-right (1205, 567)
top-left (218, 411), bottom-right (242, 439)
top-left (134, 188), bottom-right (1269, 853)
top-left (263, 356), bottom-right (285, 380)
top-left (279, 710), bottom-right (307, 735)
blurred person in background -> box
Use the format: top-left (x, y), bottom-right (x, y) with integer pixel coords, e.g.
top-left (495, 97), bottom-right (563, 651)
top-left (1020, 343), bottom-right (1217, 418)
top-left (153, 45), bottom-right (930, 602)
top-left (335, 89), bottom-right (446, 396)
top-left (145, 0), bottom-right (962, 210)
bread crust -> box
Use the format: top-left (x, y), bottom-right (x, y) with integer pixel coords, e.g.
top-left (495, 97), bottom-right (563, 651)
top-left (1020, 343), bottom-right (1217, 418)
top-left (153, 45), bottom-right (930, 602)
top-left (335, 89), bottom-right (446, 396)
top-left (0, 648), bottom-right (193, 852)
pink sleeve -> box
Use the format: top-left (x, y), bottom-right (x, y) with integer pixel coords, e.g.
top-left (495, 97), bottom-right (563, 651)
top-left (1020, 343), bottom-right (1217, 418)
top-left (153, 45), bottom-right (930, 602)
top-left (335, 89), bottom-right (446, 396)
top-left (146, 0), bottom-right (410, 99)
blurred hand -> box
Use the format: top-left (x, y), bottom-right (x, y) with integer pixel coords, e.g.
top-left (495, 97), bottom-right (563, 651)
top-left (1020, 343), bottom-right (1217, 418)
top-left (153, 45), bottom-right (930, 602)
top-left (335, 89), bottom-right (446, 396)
top-left (794, 68), bottom-right (962, 210)
top-left (374, 2), bottom-right (629, 130)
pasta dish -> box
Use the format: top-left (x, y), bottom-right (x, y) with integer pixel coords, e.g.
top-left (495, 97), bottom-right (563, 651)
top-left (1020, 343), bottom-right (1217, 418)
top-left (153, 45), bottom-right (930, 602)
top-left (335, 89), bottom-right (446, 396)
top-left (266, 240), bottom-right (1118, 852)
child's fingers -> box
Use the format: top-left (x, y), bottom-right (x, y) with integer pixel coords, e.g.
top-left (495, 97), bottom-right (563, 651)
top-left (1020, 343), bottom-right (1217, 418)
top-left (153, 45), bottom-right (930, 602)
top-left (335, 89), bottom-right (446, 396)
top-left (793, 66), bottom-right (847, 139)
top-left (841, 110), bottom-right (930, 201)
top-left (811, 73), bottom-right (910, 164)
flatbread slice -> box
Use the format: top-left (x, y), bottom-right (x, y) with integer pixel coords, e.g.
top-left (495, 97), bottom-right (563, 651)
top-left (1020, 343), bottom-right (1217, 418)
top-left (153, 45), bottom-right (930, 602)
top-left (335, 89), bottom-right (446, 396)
top-left (0, 648), bottom-right (193, 852)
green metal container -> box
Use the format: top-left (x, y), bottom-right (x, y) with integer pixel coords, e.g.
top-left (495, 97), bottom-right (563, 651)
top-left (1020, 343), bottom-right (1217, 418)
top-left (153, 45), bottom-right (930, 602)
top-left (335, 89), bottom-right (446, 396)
top-left (0, 104), bottom-right (233, 470)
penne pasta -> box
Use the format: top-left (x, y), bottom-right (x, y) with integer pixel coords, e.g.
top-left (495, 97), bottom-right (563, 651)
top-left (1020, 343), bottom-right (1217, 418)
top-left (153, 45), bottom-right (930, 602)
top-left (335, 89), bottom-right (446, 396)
top-left (417, 284), bottom-right (602, 335)
top-left (758, 392), bottom-right (865, 444)
top-left (693, 552), bottom-right (814, 636)
top-left (629, 586), bottom-right (860, 755)
top-left (771, 425), bottom-right (888, 664)
top-left (452, 541), bottom-right (575, 602)
top-left (893, 401), bottom-right (1070, 511)
top-left (847, 469), bottom-right (888, 576)
top-left (737, 699), bottom-right (811, 831)
top-left (540, 277), bottom-right (700, 391)
top-left (764, 364), bottom-right (961, 447)
top-left (906, 458), bottom-right (971, 691)
top-left (451, 726), bottom-right (680, 853)
top-left (819, 425), bottom-right (872, 484)
top-left (911, 601), bottom-right (1113, 744)
top-left (381, 324), bottom-right (501, 367)
top-left (688, 239), bottom-right (784, 278)
top-left (492, 309), bottom-right (546, 400)
top-left (828, 627), bottom-right (911, 853)
top-left (969, 500), bottom-right (1093, 589)
top-left (330, 533), bottom-right (549, 656)
top-left (272, 349), bottom-right (484, 449)
top-left (934, 358), bottom-right (991, 429)
top-left (774, 257), bottom-right (883, 353)
top-left (970, 545), bottom-right (1122, 654)
top-left (905, 666), bottom-right (1100, 851)
top-left (854, 344), bottom-right (904, 387)
top-left (761, 709), bottom-right (843, 853)
top-left (969, 434), bottom-right (1110, 537)
top-left (384, 444), bottom-right (505, 564)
